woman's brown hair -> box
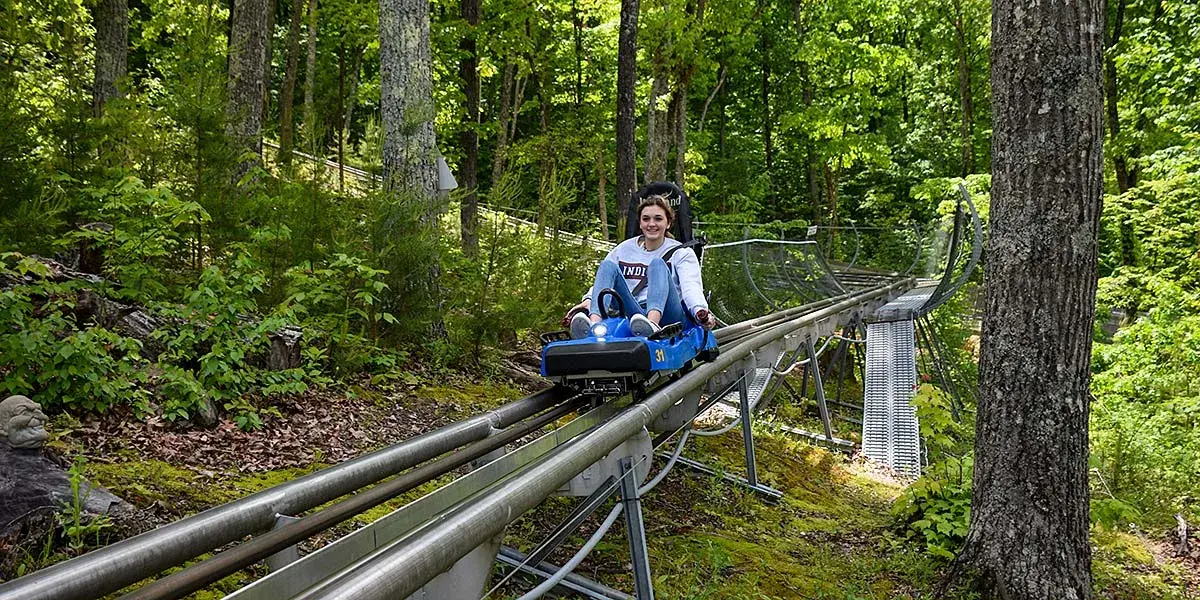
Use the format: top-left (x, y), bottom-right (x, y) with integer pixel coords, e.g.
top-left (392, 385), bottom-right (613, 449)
top-left (636, 194), bottom-right (675, 237)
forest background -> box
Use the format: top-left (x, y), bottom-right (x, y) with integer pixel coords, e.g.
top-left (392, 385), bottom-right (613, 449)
top-left (0, 0), bottom-right (1197, 581)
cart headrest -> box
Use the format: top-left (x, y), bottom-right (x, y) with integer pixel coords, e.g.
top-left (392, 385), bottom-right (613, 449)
top-left (625, 182), bottom-right (697, 247)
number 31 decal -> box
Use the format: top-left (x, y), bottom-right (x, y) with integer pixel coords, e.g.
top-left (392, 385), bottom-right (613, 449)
top-left (654, 348), bottom-right (665, 362)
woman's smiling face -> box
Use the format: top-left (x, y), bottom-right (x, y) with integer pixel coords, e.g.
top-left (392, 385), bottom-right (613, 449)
top-left (640, 205), bottom-right (670, 242)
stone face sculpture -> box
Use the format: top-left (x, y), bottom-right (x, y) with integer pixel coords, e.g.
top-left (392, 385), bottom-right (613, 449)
top-left (0, 395), bottom-right (49, 449)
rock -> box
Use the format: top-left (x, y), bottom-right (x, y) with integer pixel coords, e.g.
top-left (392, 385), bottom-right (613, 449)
top-left (193, 397), bottom-right (220, 429)
top-left (0, 395), bottom-right (48, 449)
top-left (0, 446), bottom-right (132, 538)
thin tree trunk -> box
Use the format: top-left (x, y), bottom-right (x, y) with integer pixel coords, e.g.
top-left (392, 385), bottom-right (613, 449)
top-left (338, 41), bottom-right (345, 191)
top-left (597, 150), bottom-right (609, 240)
top-left (226, 0), bottom-right (271, 176)
top-left (261, 0), bottom-right (276, 127)
top-left (92, 0), bottom-right (128, 117)
top-left (698, 63), bottom-right (726, 133)
top-left (302, 0), bottom-right (318, 151)
top-left (341, 45), bottom-right (364, 148)
top-left (760, 15), bottom-right (773, 206)
top-left (960, 0), bottom-right (1104, 596)
top-left (1105, 0), bottom-right (1135, 266)
top-left (615, 0), bottom-right (639, 234)
top-left (277, 0), bottom-right (304, 164)
top-left (952, 0), bottom-right (974, 177)
top-left (672, 86), bottom-right (687, 186)
top-left (459, 0), bottom-right (480, 255)
top-left (491, 62), bottom-right (514, 185)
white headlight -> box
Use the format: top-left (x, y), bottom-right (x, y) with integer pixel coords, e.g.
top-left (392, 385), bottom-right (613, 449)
top-left (592, 323), bottom-right (608, 337)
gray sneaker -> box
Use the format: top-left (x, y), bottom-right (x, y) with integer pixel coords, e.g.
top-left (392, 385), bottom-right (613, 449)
top-left (629, 313), bottom-right (661, 338)
top-left (570, 312), bottom-right (593, 339)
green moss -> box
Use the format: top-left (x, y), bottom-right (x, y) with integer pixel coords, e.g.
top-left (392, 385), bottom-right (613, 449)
top-left (87, 460), bottom-right (237, 509)
top-left (415, 382), bottom-right (522, 415)
top-left (1091, 528), bottom-right (1191, 599)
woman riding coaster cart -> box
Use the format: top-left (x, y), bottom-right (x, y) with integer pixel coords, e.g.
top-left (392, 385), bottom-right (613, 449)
top-left (563, 187), bottom-right (717, 337)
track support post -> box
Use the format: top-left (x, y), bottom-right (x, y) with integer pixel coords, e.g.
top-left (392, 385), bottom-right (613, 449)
top-left (806, 336), bottom-right (835, 441)
top-left (737, 369), bottom-right (760, 487)
top-left (619, 457), bottom-right (655, 600)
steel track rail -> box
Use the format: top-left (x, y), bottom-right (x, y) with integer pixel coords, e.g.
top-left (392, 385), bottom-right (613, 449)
top-left (279, 279), bottom-right (913, 600)
top-left (0, 388), bottom-right (577, 600)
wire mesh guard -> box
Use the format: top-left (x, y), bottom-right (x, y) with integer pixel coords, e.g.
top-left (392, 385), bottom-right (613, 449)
top-left (862, 318), bottom-right (921, 476)
top-left (700, 240), bottom-right (848, 322)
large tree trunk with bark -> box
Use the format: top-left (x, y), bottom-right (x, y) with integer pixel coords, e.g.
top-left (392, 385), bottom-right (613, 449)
top-left (644, 73), bottom-right (670, 182)
top-left (92, 0), bottom-right (128, 117)
top-left (277, 0), bottom-right (306, 164)
top-left (961, 0), bottom-right (1104, 597)
top-left (226, 0), bottom-right (271, 174)
top-left (615, 0), bottom-right (639, 233)
top-left (458, 0), bottom-right (480, 255)
top-left (379, 0), bottom-right (443, 336)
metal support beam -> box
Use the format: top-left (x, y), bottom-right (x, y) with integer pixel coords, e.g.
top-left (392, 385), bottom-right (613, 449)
top-left (619, 457), bottom-right (654, 600)
top-left (664, 455), bottom-right (783, 502)
top-left (738, 370), bottom-right (759, 488)
top-left (496, 547), bottom-right (632, 600)
top-left (806, 336), bottom-right (835, 441)
top-left (526, 476), bottom-right (617, 568)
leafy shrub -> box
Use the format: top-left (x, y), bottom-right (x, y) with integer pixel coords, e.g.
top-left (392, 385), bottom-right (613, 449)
top-left (281, 253), bottom-right (398, 374)
top-left (0, 254), bottom-right (149, 412)
top-left (893, 384), bottom-right (973, 561)
top-left (1090, 278), bottom-right (1200, 527)
top-left (152, 250), bottom-right (314, 428)
top-left (67, 176), bottom-right (210, 303)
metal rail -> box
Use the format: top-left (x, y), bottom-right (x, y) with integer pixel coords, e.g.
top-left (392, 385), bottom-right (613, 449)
top-left (275, 279), bottom-right (912, 600)
top-left (0, 388), bottom-right (576, 600)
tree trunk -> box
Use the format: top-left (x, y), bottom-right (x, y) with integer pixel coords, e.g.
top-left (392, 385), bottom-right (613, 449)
top-left (961, 0), bottom-right (1104, 596)
top-left (672, 86), bottom-right (687, 186)
top-left (953, 0), bottom-right (974, 177)
top-left (458, 0), bottom-right (480, 255)
top-left (302, 0), bottom-right (318, 150)
top-left (226, 0), bottom-right (271, 174)
top-left (278, 0), bottom-right (305, 164)
top-left (760, 17), bottom-right (773, 207)
top-left (379, 0), bottom-right (442, 335)
top-left (615, 0), bottom-right (639, 233)
top-left (341, 45), bottom-right (364, 149)
top-left (644, 73), bottom-right (670, 182)
top-left (1104, 0), bottom-right (1136, 266)
top-left (92, 0), bottom-right (128, 117)
top-left (597, 150), bottom-right (609, 240)
top-left (491, 62), bottom-right (514, 186)
top-left (261, 0), bottom-right (276, 127)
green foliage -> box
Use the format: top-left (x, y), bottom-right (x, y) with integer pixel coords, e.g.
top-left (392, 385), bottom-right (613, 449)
top-left (0, 254), bottom-right (150, 412)
top-left (69, 176), bottom-right (211, 301)
top-left (893, 384), bottom-right (973, 562)
top-left (152, 250), bottom-right (312, 428)
top-left (1090, 279), bottom-right (1200, 527)
top-left (282, 253), bottom-right (398, 373)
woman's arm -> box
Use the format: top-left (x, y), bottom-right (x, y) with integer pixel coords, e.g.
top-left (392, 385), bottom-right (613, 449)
top-left (672, 249), bottom-right (710, 319)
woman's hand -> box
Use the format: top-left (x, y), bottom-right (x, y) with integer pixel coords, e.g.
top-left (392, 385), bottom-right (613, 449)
top-left (695, 309), bottom-right (717, 329)
top-left (562, 300), bottom-right (591, 326)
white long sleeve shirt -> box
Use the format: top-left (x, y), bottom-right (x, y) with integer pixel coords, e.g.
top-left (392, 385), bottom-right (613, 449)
top-left (585, 237), bottom-right (709, 316)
